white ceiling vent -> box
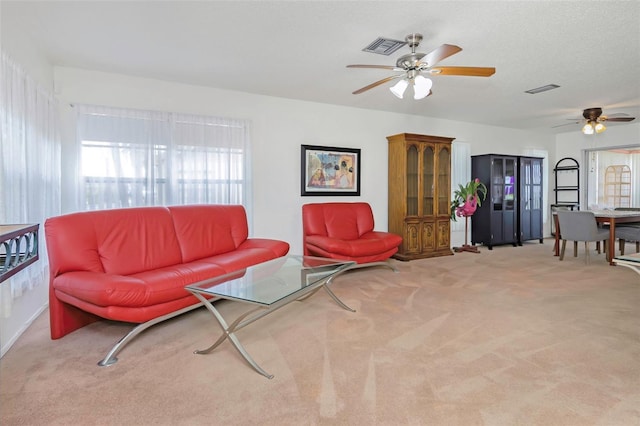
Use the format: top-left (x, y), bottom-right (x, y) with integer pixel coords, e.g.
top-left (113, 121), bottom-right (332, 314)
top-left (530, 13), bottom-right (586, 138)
top-left (525, 84), bottom-right (560, 94)
top-left (362, 37), bottom-right (407, 55)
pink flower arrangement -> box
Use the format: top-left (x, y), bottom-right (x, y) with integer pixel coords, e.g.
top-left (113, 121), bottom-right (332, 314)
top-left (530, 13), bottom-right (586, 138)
top-left (450, 178), bottom-right (488, 221)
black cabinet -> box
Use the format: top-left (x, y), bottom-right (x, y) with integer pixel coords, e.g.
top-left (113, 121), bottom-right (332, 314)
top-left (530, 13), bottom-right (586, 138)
top-left (471, 154), bottom-right (543, 249)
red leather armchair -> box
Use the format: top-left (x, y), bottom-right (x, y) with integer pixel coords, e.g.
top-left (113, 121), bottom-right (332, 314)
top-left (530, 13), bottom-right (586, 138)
top-left (302, 202), bottom-right (402, 267)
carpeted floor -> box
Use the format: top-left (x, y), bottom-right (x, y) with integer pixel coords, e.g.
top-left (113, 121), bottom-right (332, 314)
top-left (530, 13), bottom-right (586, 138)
top-left (1, 241), bottom-right (639, 425)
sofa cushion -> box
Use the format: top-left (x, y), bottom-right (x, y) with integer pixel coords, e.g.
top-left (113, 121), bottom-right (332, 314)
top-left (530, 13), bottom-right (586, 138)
top-left (306, 231), bottom-right (402, 257)
top-left (304, 202), bottom-right (375, 240)
top-left (45, 207), bottom-right (183, 276)
top-left (200, 239), bottom-right (291, 273)
top-left (53, 261), bottom-right (227, 307)
top-left (168, 205), bottom-right (250, 262)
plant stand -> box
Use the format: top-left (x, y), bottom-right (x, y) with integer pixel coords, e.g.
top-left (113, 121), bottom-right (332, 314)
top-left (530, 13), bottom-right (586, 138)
top-left (454, 215), bottom-right (480, 253)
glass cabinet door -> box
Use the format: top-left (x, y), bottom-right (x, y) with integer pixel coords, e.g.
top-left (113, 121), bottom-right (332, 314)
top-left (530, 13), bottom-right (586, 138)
top-left (437, 146), bottom-right (450, 215)
top-left (532, 160), bottom-right (542, 210)
top-left (492, 159), bottom-right (504, 211)
top-left (521, 158), bottom-right (542, 211)
top-left (422, 145), bottom-right (434, 216)
top-left (406, 145), bottom-right (419, 216)
top-left (504, 158), bottom-right (516, 210)
top-left (522, 160), bottom-right (532, 211)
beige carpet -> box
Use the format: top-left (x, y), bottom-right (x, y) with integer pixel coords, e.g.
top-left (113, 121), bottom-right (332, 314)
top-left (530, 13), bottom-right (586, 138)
top-left (1, 241), bottom-right (639, 425)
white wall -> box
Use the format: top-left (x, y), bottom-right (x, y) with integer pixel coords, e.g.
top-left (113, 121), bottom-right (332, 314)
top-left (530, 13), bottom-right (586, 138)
top-left (0, 13), bottom-right (54, 90)
top-left (54, 67), bottom-right (556, 253)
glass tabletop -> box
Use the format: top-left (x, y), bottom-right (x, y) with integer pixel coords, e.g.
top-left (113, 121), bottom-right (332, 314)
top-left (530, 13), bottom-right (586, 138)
top-left (185, 255), bottom-right (355, 306)
top-left (614, 252), bottom-right (640, 264)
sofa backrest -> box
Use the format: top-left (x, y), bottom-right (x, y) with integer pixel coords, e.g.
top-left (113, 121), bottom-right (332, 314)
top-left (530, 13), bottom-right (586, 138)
top-left (168, 205), bottom-right (249, 263)
top-left (302, 202), bottom-right (375, 240)
top-left (45, 205), bottom-right (250, 277)
top-left (45, 207), bottom-right (183, 277)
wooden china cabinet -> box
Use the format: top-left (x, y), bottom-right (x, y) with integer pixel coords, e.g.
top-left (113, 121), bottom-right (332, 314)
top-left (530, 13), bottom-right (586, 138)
top-left (387, 133), bottom-right (454, 260)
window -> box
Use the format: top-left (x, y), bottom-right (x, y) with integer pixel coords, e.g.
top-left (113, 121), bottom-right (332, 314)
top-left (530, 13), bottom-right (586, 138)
top-left (77, 105), bottom-right (251, 214)
top-left (585, 147), bottom-right (640, 208)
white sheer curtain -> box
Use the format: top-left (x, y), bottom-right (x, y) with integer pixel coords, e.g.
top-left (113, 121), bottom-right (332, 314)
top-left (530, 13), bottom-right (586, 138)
top-left (76, 105), bottom-right (252, 221)
top-left (0, 52), bottom-right (61, 315)
top-left (451, 141), bottom-right (471, 232)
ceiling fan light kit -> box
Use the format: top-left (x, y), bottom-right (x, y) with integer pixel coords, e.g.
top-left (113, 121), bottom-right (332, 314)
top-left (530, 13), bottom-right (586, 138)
top-left (582, 121), bottom-right (606, 135)
top-left (347, 33), bottom-right (495, 99)
top-left (390, 79), bottom-right (409, 98)
top-left (389, 74), bottom-right (433, 100)
top-left (579, 107), bottom-right (634, 135)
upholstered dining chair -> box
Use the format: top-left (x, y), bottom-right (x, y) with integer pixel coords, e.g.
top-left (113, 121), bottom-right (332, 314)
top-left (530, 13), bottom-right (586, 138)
top-left (616, 225), bottom-right (640, 255)
top-left (556, 210), bottom-right (611, 264)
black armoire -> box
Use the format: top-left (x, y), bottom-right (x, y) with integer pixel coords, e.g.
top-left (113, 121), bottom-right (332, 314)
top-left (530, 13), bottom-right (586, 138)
top-left (471, 154), bottom-right (543, 249)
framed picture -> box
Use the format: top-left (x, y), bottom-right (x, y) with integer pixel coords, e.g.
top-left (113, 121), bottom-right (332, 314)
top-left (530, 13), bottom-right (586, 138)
top-left (301, 144), bottom-right (361, 196)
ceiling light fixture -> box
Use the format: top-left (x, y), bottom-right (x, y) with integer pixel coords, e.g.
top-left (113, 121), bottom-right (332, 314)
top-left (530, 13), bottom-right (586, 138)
top-left (582, 120), bottom-right (607, 135)
top-left (389, 75), bottom-right (433, 100)
top-left (594, 122), bottom-right (606, 133)
top-left (390, 79), bottom-right (409, 98)
top-left (413, 75), bottom-right (433, 100)
top-left (582, 121), bottom-right (594, 135)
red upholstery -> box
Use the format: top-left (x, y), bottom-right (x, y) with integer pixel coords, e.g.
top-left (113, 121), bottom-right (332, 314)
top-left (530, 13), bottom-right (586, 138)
top-left (45, 205), bottom-right (289, 339)
top-left (302, 202), bottom-right (402, 264)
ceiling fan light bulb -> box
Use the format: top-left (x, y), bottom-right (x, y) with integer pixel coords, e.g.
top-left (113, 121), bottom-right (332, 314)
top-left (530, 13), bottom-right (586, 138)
top-left (413, 75), bottom-right (433, 100)
top-left (390, 79), bottom-right (409, 99)
top-left (582, 122), bottom-right (594, 135)
top-left (595, 122), bottom-right (606, 133)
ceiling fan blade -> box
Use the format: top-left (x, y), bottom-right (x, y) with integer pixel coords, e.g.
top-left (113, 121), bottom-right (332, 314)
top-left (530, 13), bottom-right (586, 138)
top-left (419, 44), bottom-right (462, 67)
top-left (352, 75), bottom-right (403, 95)
top-left (347, 64), bottom-right (398, 70)
top-left (605, 117), bottom-right (636, 122)
top-left (552, 121), bottom-right (581, 128)
top-left (429, 66), bottom-right (496, 77)
top-left (604, 112), bottom-right (630, 118)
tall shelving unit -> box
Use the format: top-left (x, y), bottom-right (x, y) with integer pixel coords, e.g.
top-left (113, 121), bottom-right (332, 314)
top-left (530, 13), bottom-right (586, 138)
top-left (553, 157), bottom-right (580, 206)
top-left (551, 157), bottom-right (580, 236)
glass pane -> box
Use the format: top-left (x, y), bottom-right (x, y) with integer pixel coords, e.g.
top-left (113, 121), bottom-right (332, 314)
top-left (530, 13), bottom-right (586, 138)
top-left (423, 146), bottom-right (434, 215)
top-left (533, 186), bottom-right (541, 210)
top-left (532, 161), bottom-right (542, 184)
top-left (438, 147), bottom-right (450, 215)
top-left (492, 159), bottom-right (504, 211)
top-left (523, 186), bottom-right (531, 210)
top-left (505, 158), bottom-right (516, 210)
top-left (523, 161), bottom-right (531, 184)
top-left (407, 145), bottom-right (419, 215)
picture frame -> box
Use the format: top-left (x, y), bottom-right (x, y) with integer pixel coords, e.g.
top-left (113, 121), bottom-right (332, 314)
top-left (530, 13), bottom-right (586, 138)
top-left (301, 144), bottom-right (361, 196)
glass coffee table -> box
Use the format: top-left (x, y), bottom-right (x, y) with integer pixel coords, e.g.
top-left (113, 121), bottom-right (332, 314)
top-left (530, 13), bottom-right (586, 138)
top-left (613, 252), bottom-right (640, 276)
top-left (185, 255), bottom-right (356, 379)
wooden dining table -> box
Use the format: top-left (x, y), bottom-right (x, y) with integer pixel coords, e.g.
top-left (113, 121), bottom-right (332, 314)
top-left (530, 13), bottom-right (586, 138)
top-left (553, 210), bottom-right (640, 265)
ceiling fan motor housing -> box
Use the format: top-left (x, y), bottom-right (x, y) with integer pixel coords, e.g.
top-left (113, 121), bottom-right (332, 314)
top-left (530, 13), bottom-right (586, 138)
top-left (583, 107), bottom-right (603, 121)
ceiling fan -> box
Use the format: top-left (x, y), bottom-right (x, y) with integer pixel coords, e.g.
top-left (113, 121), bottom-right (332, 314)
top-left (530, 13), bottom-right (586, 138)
top-left (555, 107), bottom-right (636, 134)
top-left (346, 33), bottom-right (495, 99)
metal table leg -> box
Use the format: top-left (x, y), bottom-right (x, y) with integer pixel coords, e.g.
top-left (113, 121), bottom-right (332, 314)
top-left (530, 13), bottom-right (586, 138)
top-left (189, 292), bottom-right (274, 379)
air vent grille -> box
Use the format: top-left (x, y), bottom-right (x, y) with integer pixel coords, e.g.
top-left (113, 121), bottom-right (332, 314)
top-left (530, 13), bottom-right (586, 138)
top-left (363, 37), bottom-right (407, 55)
top-left (525, 84), bottom-right (560, 94)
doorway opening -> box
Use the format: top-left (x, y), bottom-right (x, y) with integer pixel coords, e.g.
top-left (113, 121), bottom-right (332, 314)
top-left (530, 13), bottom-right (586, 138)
top-left (583, 145), bottom-right (640, 209)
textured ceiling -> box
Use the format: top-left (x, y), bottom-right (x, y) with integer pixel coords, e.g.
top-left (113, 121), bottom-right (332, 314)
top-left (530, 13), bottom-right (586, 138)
top-left (3, 1), bottom-right (639, 134)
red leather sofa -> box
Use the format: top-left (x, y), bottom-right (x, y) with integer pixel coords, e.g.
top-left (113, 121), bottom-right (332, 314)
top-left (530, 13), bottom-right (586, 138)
top-left (45, 205), bottom-right (289, 365)
top-left (302, 202), bottom-right (402, 263)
